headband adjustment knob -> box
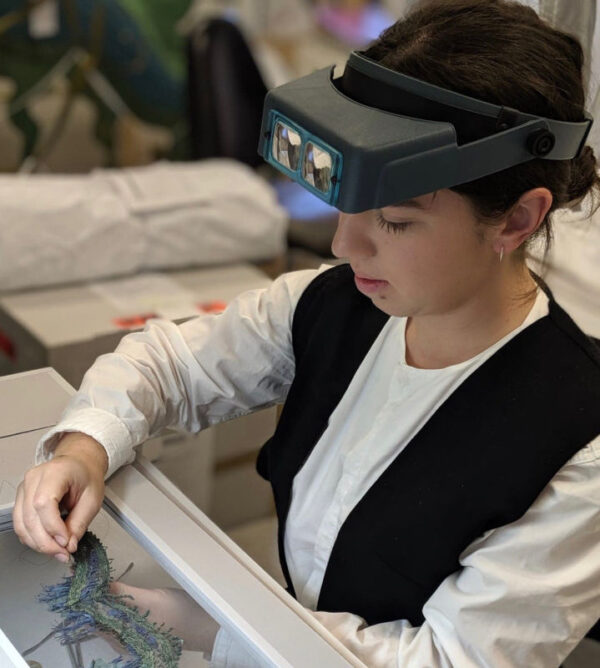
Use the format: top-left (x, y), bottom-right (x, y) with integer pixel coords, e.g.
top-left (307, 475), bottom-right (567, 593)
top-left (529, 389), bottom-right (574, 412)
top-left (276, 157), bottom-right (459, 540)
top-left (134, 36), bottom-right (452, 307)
top-left (527, 129), bottom-right (555, 157)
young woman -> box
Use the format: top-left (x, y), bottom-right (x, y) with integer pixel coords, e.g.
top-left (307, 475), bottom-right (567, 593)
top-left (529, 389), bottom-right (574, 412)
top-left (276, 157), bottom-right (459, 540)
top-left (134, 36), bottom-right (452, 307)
top-left (13, 1), bottom-right (600, 666)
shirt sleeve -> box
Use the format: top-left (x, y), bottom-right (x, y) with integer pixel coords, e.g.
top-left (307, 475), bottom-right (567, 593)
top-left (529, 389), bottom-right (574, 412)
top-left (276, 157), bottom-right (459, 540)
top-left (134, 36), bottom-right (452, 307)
top-left (308, 435), bottom-right (600, 668)
top-left (210, 628), bottom-right (262, 668)
top-left (36, 267), bottom-right (328, 479)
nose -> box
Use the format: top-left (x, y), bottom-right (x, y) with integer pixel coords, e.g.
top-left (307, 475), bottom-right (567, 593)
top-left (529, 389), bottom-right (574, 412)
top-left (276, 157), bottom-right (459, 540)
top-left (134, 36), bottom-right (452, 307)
top-left (331, 212), bottom-right (377, 259)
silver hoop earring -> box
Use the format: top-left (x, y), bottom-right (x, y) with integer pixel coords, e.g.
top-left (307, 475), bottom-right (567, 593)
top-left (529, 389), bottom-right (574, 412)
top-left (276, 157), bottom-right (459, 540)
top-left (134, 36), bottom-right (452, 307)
top-left (499, 246), bottom-right (504, 263)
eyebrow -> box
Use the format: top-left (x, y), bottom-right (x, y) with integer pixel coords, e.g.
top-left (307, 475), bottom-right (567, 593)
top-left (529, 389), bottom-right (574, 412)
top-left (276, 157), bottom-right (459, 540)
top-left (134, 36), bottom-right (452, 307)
top-left (388, 198), bottom-right (428, 210)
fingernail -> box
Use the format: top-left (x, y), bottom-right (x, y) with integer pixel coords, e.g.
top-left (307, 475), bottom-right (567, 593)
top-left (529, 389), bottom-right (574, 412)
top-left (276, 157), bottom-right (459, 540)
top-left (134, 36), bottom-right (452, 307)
top-left (54, 535), bottom-right (67, 547)
top-left (68, 537), bottom-right (77, 552)
top-left (55, 553), bottom-right (69, 564)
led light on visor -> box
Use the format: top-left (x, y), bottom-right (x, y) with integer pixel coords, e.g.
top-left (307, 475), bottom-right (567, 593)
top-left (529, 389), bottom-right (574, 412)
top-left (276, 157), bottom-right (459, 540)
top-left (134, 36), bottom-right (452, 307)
top-left (272, 121), bottom-right (302, 170)
top-left (302, 142), bottom-right (333, 193)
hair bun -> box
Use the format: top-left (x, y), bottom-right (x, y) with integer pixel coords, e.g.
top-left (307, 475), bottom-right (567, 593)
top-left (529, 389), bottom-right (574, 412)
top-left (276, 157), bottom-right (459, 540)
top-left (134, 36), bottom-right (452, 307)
top-left (567, 145), bottom-right (600, 204)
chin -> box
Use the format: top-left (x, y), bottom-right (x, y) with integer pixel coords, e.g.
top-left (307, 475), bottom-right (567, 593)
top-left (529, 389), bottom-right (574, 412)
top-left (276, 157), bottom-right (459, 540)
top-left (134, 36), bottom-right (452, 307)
top-left (371, 294), bottom-right (411, 318)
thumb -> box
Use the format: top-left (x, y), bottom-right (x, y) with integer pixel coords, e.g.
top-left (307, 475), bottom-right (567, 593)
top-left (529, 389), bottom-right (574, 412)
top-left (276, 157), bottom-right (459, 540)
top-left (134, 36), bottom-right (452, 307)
top-left (64, 487), bottom-right (103, 552)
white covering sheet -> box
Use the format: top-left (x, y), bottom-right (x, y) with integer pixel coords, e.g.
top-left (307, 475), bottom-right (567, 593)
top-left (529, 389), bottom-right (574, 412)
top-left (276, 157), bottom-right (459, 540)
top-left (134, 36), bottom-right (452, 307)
top-left (530, 192), bottom-right (600, 338)
top-left (0, 160), bottom-right (287, 292)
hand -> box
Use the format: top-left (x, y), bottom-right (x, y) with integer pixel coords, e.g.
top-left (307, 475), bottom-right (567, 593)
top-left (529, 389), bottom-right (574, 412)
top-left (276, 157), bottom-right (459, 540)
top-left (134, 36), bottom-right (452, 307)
top-left (13, 432), bottom-right (108, 562)
top-left (110, 582), bottom-right (221, 655)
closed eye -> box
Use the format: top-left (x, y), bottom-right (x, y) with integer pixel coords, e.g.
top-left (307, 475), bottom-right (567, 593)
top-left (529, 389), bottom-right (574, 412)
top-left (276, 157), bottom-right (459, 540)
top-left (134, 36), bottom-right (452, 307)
top-left (376, 210), bottom-right (412, 234)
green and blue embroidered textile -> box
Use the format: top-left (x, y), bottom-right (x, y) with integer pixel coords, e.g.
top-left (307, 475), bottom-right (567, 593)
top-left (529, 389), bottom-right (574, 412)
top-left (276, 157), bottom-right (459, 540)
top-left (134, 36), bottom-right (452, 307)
top-left (39, 532), bottom-right (182, 668)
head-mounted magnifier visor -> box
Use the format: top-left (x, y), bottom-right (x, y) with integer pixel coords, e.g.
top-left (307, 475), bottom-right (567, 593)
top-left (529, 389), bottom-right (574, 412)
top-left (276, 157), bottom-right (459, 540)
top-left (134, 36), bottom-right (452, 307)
top-left (258, 51), bottom-right (593, 213)
top-left (269, 113), bottom-right (343, 202)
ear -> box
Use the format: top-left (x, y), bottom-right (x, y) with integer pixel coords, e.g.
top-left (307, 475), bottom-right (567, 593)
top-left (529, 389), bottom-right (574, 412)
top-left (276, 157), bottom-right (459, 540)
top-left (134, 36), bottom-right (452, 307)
top-left (494, 188), bottom-right (553, 255)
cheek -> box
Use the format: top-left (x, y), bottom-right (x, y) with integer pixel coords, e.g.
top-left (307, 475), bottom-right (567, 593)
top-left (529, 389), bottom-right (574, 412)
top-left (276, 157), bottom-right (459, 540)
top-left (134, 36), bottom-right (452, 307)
top-left (375, 239), bottom-right (442, 307)
top-left (426, 224), bottom-right (485, 272)
top-left (383, 234), bottom-right (453, 282)
top-left (381, 229), bottom-right (487, 303)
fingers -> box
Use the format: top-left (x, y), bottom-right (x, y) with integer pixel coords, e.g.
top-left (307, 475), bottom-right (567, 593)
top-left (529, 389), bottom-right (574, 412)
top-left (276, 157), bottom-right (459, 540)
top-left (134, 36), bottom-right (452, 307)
top-left (32, 475), bottom-right (70, 546)
top-left (110, 582), bottom-right (164, 614)
top-left (64, 485), bottom-right (104, 553)
top-left (12, 484), bottom-right (27, 545)
top-left (13, 473), bottom-right (70, 561)
top-left (109, 581), bottom-right (128, 596)
top-left (14, 450), bottom-right (105, 560)
top-left (108, 584), bottom-right (220, 652)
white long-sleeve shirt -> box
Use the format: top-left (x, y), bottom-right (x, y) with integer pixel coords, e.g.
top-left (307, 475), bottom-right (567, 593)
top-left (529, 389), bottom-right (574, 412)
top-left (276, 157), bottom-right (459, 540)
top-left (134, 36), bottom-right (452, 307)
top-left (37, 266), bottom-right (600, 667)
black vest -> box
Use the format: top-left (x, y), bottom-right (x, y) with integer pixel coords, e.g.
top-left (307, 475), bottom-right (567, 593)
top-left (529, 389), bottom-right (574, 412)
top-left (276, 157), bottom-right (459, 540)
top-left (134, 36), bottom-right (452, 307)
top-left (257, 264), bottom-right (600, 633)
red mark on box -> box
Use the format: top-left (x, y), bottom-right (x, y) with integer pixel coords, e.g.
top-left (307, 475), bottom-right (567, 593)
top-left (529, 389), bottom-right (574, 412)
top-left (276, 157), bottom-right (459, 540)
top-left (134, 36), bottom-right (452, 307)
top-left (0, 329), bottom-right (16, 361)
top-left (113, 313), bottom-right (158, 329)
top-left (197, 301), bottom-right (227, 314)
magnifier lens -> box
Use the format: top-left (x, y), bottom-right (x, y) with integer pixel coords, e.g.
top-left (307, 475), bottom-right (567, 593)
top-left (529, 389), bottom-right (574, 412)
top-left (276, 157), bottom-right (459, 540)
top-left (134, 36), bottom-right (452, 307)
top-left (302, 142), bottom-right (333, 192)
top-left (272, 122), bottom-right (302, 170)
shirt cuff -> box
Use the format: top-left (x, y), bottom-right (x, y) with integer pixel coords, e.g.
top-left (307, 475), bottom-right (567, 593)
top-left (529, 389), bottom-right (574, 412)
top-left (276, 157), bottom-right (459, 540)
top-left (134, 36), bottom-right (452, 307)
top-left (210, 627), bottom-right (262, 668)
top-left (35, 408), bottom-right (136, 479)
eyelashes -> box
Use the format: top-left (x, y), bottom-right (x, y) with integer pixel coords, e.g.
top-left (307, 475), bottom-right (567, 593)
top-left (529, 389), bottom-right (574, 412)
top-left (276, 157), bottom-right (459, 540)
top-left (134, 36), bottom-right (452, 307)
top-left (375, 210), bottom-right (412, 234)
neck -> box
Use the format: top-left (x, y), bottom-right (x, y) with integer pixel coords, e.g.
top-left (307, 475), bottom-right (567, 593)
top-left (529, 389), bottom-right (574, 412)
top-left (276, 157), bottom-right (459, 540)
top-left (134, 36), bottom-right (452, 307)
top-left (405, 264), bottom-right (539, 369)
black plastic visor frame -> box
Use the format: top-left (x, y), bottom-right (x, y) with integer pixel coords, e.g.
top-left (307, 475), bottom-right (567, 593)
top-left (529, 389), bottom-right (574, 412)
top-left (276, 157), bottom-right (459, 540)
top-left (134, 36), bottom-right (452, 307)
top-left (258, 51), bottom-right (593, 213)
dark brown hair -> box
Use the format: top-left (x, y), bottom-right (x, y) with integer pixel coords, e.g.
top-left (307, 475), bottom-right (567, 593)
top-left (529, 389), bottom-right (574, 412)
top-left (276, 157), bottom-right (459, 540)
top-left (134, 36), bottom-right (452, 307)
top-left (364, 0), bottom-right (600, 252)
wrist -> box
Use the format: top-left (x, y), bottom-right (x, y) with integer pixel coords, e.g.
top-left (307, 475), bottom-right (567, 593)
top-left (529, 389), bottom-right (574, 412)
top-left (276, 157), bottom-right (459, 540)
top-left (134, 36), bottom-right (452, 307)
top-left (54, 432), bottom-right (109, 477)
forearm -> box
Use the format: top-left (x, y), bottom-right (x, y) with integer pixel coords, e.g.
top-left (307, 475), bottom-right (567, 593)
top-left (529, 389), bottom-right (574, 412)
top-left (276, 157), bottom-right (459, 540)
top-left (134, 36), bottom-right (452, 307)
top-left (111, 583), bottom-right (220, 654)
top-left (53, 432), bottom-right (109, 477)
top-left (36, 274), bottom-right (308, 478)
top-left (36, 317), bottom-right (246, 478)
top-left (309, 442), bottom-right (600, 668)
top-left (36, 404), bottom-right (138, 480)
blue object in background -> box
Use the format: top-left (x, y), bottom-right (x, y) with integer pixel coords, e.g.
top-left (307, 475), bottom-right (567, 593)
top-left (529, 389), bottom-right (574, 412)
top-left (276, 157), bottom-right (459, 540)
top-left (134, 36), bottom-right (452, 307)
top-left (0, 0), bottom-right (185, 127)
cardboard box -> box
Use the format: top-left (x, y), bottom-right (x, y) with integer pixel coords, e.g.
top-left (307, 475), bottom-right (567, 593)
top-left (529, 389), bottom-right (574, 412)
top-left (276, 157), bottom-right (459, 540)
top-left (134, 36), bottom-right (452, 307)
top-left (0, 368), bottom-right (73, 516)
top-left (0, 265), bottom-right (278, 524)
top-left (0, 263), bottom-right (272, 387)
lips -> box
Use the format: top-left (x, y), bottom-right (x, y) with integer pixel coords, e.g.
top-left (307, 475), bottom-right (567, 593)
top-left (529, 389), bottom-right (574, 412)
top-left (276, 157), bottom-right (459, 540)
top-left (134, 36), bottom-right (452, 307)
top-left (355, 273), bottom-right (382, 281)
top-left (353, 272), bottom-right (389, 294)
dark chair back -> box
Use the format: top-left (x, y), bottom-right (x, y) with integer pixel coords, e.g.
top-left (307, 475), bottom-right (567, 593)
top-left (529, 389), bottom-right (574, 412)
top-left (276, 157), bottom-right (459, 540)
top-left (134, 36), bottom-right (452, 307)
top-left (187, 17), bottom-right (268, 167)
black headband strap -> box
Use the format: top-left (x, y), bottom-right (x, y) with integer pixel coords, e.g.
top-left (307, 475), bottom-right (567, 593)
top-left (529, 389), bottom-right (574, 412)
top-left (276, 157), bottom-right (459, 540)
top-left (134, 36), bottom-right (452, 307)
top-left (338, 51), bottom-right (592, 156)
top-left (339, 64), bottom-right (511, 144)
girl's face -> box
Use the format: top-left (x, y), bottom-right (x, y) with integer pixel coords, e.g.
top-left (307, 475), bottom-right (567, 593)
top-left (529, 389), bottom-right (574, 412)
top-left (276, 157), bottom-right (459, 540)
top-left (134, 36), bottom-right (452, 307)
top-left (331, 189), bottom-right (499, 318)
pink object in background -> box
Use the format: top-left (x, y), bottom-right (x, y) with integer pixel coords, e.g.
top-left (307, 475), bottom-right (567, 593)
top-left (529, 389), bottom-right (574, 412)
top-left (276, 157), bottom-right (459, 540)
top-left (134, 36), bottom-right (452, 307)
top-left (314, 4), bottom-right (394, 48)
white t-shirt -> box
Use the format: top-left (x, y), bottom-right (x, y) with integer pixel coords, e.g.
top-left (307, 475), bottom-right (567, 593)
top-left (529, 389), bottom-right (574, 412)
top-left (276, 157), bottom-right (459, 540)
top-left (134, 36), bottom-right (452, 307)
top-left (285, 287), bottom-right (551, 609)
